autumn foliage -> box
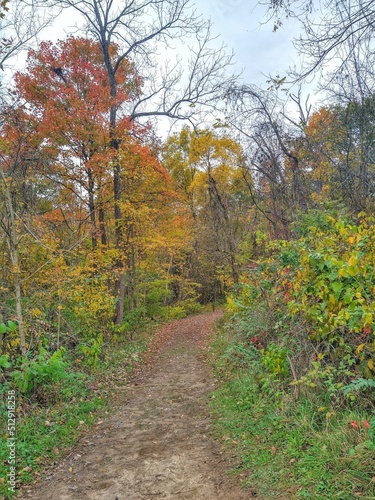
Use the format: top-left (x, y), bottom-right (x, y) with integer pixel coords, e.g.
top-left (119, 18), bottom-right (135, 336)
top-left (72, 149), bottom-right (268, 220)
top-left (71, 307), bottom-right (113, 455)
top-left (0, 32), bottom-right (374, 430)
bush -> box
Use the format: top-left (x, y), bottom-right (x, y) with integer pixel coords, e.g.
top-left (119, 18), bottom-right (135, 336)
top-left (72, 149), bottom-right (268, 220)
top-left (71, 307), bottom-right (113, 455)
top-left (210, 311), bottom-right (375, 499)
top-left (228, 212), bottom-right (375, 406)
top-left (11, 348), bottom-right (73, 396)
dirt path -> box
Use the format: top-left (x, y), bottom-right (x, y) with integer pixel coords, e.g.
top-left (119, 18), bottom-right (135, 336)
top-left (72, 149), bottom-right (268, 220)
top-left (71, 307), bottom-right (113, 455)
top-left (20, 312), bottom-right (252, 500)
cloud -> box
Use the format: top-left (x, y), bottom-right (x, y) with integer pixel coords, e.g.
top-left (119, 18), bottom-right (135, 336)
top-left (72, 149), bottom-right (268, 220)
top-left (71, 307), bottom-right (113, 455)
top-left (194, 0), bottom-right (303, 86)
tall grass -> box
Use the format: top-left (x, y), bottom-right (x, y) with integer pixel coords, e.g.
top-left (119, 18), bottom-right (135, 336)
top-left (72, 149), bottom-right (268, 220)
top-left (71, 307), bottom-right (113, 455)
top-left (209, 312), bottom-right (375, 499)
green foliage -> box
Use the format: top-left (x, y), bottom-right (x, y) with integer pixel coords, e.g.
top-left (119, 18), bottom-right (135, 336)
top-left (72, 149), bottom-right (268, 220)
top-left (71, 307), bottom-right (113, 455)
top-left (114, 307), bottom-right (149, 339)
top-left (0, 320), bottom-right (18, 335)
top-left (0, 321), bottom-right (20, 359)
top-left (229, 212), bottom-right (375, 399)
top-left (288, 214), bottom-right (375, 379)
top-left (210, 322), bottom-right (375, 499)
top-left (291, 208), bottom-right (348, 238)
top-left (342, 377), bottom-right (375, 396)
top-left (79, 334), bottom-right (104, 367)
top-left (260, 342), bottom-right (289, 377)
top-left (164, 305), bottom-right (186, 319)
top-left (0, 354), bottom-right (11, 369)
top-left (218, 210), bottom-right (375, 497)
top-left (0, 374), bottom-right (103, 499)
top-left (59, 258), bottom-right (117, 339)
top-left (0, 324), bottom-right (151, 498)
top-left (172, 298), bottom-right (204, 316)
top-left (11, 348), bottom-right (72, 396)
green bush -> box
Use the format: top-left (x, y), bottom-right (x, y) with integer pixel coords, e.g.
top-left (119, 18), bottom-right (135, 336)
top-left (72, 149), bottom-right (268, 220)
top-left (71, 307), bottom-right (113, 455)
top-left (228, 212), bottom-right (375, 402)
top-left (11, 348), bottom-right (72, 396)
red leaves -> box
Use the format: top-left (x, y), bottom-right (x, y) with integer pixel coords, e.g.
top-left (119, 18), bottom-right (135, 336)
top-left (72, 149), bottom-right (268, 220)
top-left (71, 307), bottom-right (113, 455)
top-left (12, 35), bottom-right (166, 240)
top-left (363, 419), bottom-right (370, 429)
top-left (15, 36), bottom-right (140, 147)
top-left (362, 325), bottom-right (372, 336)
top-left (349, 419), bottom-right (371, 430)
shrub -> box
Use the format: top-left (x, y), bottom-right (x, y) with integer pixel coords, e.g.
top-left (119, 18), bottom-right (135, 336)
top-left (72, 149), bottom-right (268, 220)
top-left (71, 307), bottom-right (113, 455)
top-left (11, 348), bottom-right (72, 396)
top-left (229, 212), bottom-right (375, 405)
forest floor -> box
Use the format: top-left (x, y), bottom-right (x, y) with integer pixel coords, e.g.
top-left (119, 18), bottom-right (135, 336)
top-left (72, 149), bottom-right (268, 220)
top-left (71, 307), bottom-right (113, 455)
top-left (18, 311), bottom-right (253, 500)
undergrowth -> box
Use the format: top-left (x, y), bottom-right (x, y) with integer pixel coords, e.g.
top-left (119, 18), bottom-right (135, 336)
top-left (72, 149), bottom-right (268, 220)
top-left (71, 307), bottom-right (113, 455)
top-left (209, 312), bottom-right (375, 499)
top-left (0, 324), bottom-right (154, 499)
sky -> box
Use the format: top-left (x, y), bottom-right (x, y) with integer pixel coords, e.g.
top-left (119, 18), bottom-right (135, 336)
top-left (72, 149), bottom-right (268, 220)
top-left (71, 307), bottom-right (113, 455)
top-left (37, 0), bottom-right (304, 92)
top-left (193, 0), bottom-right (304, 89)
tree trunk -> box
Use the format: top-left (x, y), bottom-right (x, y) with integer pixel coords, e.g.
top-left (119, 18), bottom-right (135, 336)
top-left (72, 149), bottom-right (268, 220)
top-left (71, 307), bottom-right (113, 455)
top-left (87, 168), bottom-right (97, 248)
top-left (98, 207), bottom-right (107, 245)
top-left (14, 269), bottom-right (27, 356)
top-left (114, 273), bottom-right (126, 324)
top-left (107, 66), bottom-right (126, 324)
top-left (1, 167), bottom-right (27, 356)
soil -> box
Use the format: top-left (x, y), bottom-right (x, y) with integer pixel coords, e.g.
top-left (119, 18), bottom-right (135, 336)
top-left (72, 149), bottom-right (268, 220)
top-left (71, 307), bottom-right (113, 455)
top-left (19, 312), bottom-right (255, 500)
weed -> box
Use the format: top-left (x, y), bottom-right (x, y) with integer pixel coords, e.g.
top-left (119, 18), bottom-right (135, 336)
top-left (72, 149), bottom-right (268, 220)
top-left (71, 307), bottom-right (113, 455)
top-left (209, 320), bottom-right (375, 499)
top-left (0, 324), bottom-right (153, 499)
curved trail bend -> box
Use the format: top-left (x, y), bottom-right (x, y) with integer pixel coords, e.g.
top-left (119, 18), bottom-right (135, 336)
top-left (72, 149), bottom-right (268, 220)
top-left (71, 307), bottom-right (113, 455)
top-left (21, 312), bottom-right (251, 500)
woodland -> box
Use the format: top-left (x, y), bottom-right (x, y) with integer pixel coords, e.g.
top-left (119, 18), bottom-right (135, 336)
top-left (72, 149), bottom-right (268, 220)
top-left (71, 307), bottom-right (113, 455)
top-left (0, 0), bottom-right (375, 498)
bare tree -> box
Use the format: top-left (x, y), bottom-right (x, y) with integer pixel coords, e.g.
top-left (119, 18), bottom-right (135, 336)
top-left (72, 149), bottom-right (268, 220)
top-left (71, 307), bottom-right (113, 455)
top-left (0, 1), bottom-right (53, 77)
top-left (263, 0), bottom-right (375, 82)
top-left (226, 84), bottom-right (308, 237)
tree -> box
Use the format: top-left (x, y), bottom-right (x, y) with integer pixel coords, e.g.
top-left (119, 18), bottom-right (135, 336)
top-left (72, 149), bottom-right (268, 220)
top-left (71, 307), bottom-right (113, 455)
top-left (226, 85), bottom-right (308, 238)
top-left (265, 0), bottom-right (375, 82)
top-left (0, 0), bottom-right (55, 355)
top-left (0, 103), bottom-right (46, 355)
top-left (50, 0), bottom-right (235, 323)
top-left (0, 0), bottom-right (53, 80)
top-left (16, 36), bottom-right (142, 248)
top-left (263, 0), bottom-right (375, 214)
top-left (164, 127), bottom-right (253, 303)
top-left (303, 102), bottom-right (375, 212)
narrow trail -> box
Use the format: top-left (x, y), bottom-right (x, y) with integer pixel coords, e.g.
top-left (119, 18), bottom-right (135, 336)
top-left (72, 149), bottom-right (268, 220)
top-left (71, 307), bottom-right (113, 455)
top-left (21, 312), bottom-right (251, 500)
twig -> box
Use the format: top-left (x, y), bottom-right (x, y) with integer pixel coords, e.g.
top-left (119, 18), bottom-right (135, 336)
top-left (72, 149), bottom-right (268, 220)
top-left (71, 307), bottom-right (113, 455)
top-left (287, 354), bottom-right (299, 400)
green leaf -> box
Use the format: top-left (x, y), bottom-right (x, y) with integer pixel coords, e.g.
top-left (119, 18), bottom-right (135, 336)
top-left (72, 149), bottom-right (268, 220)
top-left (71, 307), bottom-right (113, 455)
top-left (331, 282), bottom-right (343, 293)
top-left (0, 323), bottom-right (8, 334)
top-left (7, 320), bottom-right (18, 332)
top-left (331, 281), bottom-right (343, 300)
top-left (343, 292), bottom-right (352, 305)
top-left (0, 354), bottom-right (11, 369)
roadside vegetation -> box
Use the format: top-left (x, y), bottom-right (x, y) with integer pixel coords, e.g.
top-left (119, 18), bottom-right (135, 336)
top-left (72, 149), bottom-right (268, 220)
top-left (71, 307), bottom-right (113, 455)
top-left (210, 211), bottom-right (375, 499)
top-left (0, 314), bottom-right (159, 498)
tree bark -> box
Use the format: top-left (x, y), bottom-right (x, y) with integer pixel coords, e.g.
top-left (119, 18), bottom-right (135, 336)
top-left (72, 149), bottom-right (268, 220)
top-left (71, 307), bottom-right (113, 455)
top-left (1, 166), bottom-right (27, 356)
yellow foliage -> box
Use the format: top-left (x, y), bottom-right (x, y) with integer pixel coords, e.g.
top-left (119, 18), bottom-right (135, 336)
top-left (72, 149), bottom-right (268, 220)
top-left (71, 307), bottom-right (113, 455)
top-left (356, 343), bottom-right (365, 354)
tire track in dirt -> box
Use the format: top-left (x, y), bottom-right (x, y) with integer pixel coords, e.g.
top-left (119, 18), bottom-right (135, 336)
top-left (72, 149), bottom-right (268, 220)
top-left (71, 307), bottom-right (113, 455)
top-left (20, 312), bottom-right (252, 500)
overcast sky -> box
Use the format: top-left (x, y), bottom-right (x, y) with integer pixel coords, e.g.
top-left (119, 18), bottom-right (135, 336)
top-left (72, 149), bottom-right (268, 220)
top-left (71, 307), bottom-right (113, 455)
top-left (193, 0), bottom-right (304, 89)
top-left (11, 0), bottom-right (313, 135)
top-left (37, 0), bottom-right (304, 91)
